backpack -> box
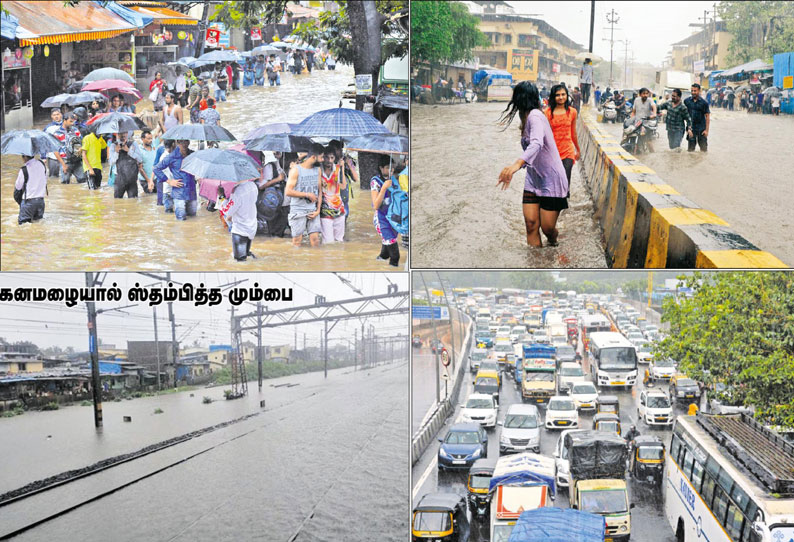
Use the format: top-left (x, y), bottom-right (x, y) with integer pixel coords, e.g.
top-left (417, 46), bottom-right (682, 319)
top-left (386, 179), bottom-right (409, 236)
top-left (257, 184), bottom-right (284, 220)
top-left (13, 160), bottom-right (45, 205)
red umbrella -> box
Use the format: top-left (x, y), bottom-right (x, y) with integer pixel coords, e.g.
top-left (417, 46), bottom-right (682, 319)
top-left (82, 79), bottom-right (135, 92)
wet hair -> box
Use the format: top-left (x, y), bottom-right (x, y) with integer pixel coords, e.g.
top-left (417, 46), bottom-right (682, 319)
top-left (207, 97), bottom-right (216, 107)
top-left (165, 92), bottom-right (175, 101)
top-left (164, 139), bottom-right (176, 150)
top-left (691, 83), bottom-right (701, 90)
top-left (328, 139), bottom-right (343, 152)
top-left (584, 58), bottom-right (591, 64)
top-left (639, 87), bottom-right (649, 94)
top-left (378, 154), bottom-right (392, 168)
top-left (51, 108), bottom-right (62, 117)
top-left (155, 71), bottom-right (162, 78)
top-left (549, 84), bottom-right (570, 118)
top-left (671, 89), bottom-right (682, 98)
top-left (309, 142), bottom-right (325, 157)
top-left (63, 112), bottom-right (77, 121)
top-left (498, 81), bottom-right (542, 132)
top-left (141, 129), bottom-right (152, 139)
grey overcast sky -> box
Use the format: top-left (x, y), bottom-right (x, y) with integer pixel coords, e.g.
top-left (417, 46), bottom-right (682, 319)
top-left (506, 1), bottom-right (718, 66)
top-left (0, 273), bottom-right (409, 350)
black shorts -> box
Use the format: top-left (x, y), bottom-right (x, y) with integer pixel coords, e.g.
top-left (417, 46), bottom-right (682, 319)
top-left (523, 190), bottom-right (569, 211)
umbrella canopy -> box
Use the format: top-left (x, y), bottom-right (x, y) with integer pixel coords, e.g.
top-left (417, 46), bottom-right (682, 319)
top-left (41, 93), bottom-right (74, 108)
top-left (244, 133), bottom-right (314, 153)
top-left (181, 148), bottom-right (260, 182)
top-left (161, 124), bottom-right (237, 142)
top-left (197, 50), bottom-right (239, 63)
top-left (575, 51), bottom-right (603, 63)
top-left (251, 45), bottom-right (280, 56)
top-left (269, 41), bottom-right (290, 49)
top-left (102, 88), bottom-right (142, 106)
top-left (763, 86), bottom-right (781, 96)
top-left (734, 84), bottom-right (751, 92)
top-left (146, 64), bottom-right (180, 85)
top-left (243, 122), bottom-right (300, 141)
top-left (294, 107), bottom-right (389, 139)
top-left (82, 79), bottom-right (135, 92)
top-left (345, 133), bottom-right (408, 155)
top-left (2, 130), bottom-right (63, 156)
top-left (188, 59), bottom-right (217, 71)
top-left (83, 67), bottom-right (135, 84)
top-left (86, 112), bottom-right (146, 135)
top-left (177, 56), bottom-right (197, 66)
top-left (60, 91), bottom-right (108, 107)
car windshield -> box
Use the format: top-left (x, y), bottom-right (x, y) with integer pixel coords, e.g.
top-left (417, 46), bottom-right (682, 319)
top-left (560, 366), bottom-right (584, 376)
top-left (471, 352), bottom-right (487, 361)
top-left (413, 511), bottom-right (451, 533)
top-left (580, 489), bottom-right (628, 514)
top-left (598, 421), bottom-right (619, 432)
top-left (638, 345), bottom-right (652, 353)
top-left (446, 430), bottom-right (481, 444)
top-left (657, 359), bottom-right (675, 367)
top-left (466, 398), bottom-right (493, 409)
top-left (557, 346), bottom-right (575, 357)
top-left (476, 378), bottom-right (497, 388)
top-left (524, 372), bottom-right (554, 382)
top-left (572, 383), bottom-right (596, 395)
top-left (677, 379), bottom-right (696, 388)
top-left (496, 344), bottom-right (512, 352)
top-left (470, 474), bottom-right (491, 489)
top-left (647, 396), bottom-right (670, 408)
top-left (549, 399), bottom-right (575, 411)
top-left (599, 347), bottom-right (637, 370)
top-left (504, 414), bottom-right (539, 429)
top-left (638, 447), bottom-right (664, 460)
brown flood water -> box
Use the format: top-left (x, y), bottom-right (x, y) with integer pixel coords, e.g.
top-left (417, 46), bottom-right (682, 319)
top-left (1, 65), bottom-right (393, 271)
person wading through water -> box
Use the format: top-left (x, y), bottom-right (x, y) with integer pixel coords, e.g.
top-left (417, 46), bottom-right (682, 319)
top-left (496, 81), bottom-right (569, 248)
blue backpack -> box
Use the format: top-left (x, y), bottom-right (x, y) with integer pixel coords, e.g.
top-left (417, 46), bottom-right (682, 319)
top-left (387, 177), bottom-right (409, 236)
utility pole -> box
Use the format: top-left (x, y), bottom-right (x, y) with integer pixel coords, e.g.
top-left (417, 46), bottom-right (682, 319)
top-left (166, 272), bottom-right (177, 389)
top-left (256, 301), bottom-right (262, 392)
top-left (153, 305), bottom-right (161, 392)
top-left (420, 272), bottom-right (442, 404)
top-left (85, 273), bottom-right (102, 429)
top-left (605, 9), bottom-right (620, 88)
top-left (436, 272), bottom-right (456, 371)
top-left (361, 321), bottom-right (366, 367)
top-left (354, 328), bottom-right (358, 371)
top-left (588, 0), bottom-right (595, 53)
top-left (323, 319), bottom-right (329, 378)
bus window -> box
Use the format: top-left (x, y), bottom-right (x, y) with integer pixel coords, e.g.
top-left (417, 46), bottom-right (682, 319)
top-left (701, 473), bottom-right (716, 508)
top-left (670, 434), bottom-right (681, 462)
top-left (717, 468), bottom-right (735, 496)
top-left (712, 486), bottom-right (730, 526)
top-left (730, 484), bottom-right (751, 515)
top-left (724, 501), bottom-right (745, 541)
top-left (690, 458), bottom-right (705, 493)
top-left (682, 449), bottom-right (695, 479)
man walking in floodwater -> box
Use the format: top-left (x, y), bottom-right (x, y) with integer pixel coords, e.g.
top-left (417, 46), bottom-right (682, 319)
top-left (285, 144), bottom-right (323, 247)
top-left (684, 83), bottom-right (710, 153)
top-left (657, 89), bottom-right (691, 150)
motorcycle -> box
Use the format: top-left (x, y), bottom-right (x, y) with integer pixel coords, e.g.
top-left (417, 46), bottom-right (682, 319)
top-left (620, 116), bottom-right (659, 154)
top-left (601, 100), bottom-right (617, 123)
top-left (616, 102), bottom-right (632, 124)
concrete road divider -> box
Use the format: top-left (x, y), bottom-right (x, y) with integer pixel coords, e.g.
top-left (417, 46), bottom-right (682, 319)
top-left (578, 108), bottom-right (787, 268)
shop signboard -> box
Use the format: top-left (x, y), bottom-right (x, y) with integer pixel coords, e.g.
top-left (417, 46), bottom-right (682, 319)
top-left (251, 27), bottom-right (262, 41)
top-left (206, 28), bottom-right (221, 48)
top-left (3, 48), bottom-right (30, 69)
top-left (509, 48), bottom-right (539, 81)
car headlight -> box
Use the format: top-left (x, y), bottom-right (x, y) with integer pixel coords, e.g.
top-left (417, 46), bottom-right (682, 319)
top-left (471, 448), bottom-right (482, 459)
top-left (619, 525), bottom-right (627, 533)
top-left (439, 447), bottom-right (450, 459)
top-left (500, 434), bottom-right (510, 444)
top-left (558, 463), bottom-right (569, 474)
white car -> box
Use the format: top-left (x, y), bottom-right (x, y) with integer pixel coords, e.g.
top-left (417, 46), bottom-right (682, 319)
top-left (557, 362), bottom-right (586, 394)
top-left (638, 389), bottom-right (673, 426)
top-left (553, 429), bottom-right (587, 488)
top-left (460, 393), bottom-right (498, 428)
top-left (569, 382), bottom-right (599, 411)
top-left (649, 358), bottom-right (676, 381)
top-left (635, 343), bottom-right (653, 363)
top-left (545, 396), bottom-right (579, 429)
top-left (644, 325), bottom-right (659, 338)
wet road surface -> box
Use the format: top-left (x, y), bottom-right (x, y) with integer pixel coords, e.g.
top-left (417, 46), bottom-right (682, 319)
top-left (412, 335), bottom-right (682, 542)
top-left (411, 102), bottom-right (607, 269)
top-left (1, 361), bottom-right (407, 541)
top-left (594, 106), bottom-right (794, 266)
top-left (1, 65), bottom-right (392, 271)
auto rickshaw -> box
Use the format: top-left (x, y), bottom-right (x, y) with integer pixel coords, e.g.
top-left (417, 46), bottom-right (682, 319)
top-left (412, 492), bottom-right (470, 542)
top-left (596, 395), bottom-right (620, 417)
top-left (628, 435), bottom-right (665, 486)
top-left (592, 412), bottom-right (621, 436)
top-left (467, 458), bottom-right (496, 520)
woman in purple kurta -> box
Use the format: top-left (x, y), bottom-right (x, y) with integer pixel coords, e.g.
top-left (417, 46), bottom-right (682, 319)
top-left (497, 81), bottom-right (570, 247)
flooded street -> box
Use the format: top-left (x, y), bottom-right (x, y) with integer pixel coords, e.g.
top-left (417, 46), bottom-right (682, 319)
top-left (596, 106), bottom-right (794, 266)
top-left (1, 65), bottom-right (390, 271)
top-left (1, 361), bottom-right (408, 541)
top-left (411, 102), bottom-right (607, 269)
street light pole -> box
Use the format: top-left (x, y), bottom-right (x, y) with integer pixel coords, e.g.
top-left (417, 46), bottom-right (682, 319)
top-left (85, 273), bottom-right (102, 429)
top-left (605, 9), bottom-right (620, 88)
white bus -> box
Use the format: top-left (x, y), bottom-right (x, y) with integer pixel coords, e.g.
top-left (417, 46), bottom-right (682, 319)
top-left (587, 332), bottom-right (638, 387)
top-left (666, 414), bottom-right (794, 542)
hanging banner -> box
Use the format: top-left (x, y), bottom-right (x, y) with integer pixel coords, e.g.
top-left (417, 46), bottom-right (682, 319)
top-left (552, 63), bottom-right (560, 73)
top-left (693, 59), bottom-right (705, 72)
top-left (355, 74), bottom-right (372, 95)
top-left (206, 28), bottom-right (221, 48)
top-left (509, 49), bottom-right (539, 81)
top-left (250, 27), bottom-right (262, 41)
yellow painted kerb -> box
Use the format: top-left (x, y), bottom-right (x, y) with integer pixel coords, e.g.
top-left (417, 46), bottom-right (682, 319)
top-left (696, 250), bottom-right (788, 269)
top-left (646, 207), bottom-right (730, 267)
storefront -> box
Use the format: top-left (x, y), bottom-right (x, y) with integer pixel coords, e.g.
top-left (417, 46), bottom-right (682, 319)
top-left (1, 45), bottom-right (33, 131)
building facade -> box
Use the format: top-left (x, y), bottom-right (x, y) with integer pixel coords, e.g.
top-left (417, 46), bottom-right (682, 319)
top-left (668, 21), bottom-right (732, 73)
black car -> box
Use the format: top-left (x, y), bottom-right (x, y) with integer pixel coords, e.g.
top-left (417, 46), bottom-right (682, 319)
top-left (670, 377), bottom-right (701, 405)
top-left (412, 335), bottom-right (423, 348)
top-left (431, 339), bottom-right (443, 354)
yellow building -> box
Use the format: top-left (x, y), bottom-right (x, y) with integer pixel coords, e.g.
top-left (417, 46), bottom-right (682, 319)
top-left (0, 353), bottom-right (44, 374)
top-left (466, 2), bottom-right (582, 87)
top-left (669, 21), bottom-right (732, 74)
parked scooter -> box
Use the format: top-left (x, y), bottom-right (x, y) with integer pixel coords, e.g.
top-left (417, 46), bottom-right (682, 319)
top-left (620, 116), bottom-right (659, 154)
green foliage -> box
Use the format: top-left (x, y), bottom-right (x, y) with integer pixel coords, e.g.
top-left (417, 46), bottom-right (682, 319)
top-left (292, 1), bottom-right (407, 64)
top-left (210, 0), bottom-right (291, 31)
top-left (718, 1), bottom-right (794, 65)
top-left (153, 407), bottom-right (164, 414)
top-left (2, 406), bottom-right (25, 417)
top-left (411, 1), bottom-right (490, 66)
top-left (412, 298), bottom-right (430, 306)
top-left (41, 402), bottom-right (59, 411)
top-left (211, 358), bottom-right (357, 386)
top-left (202, 396), bottom-right (213, 404)
top-left (655, 272), bottom-right (794, 427)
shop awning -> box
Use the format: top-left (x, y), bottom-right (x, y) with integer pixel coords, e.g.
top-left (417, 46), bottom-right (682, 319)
top-left (719, 58), bottom-right (774, 77)
top-left (3, 0), bottom-right (137, 46)
top-left (1, 10), bottom-right (20, 40)
top-left (103, 1), bottom-right (154, 28)
top-left (129, 6), bottom-right (199, 26)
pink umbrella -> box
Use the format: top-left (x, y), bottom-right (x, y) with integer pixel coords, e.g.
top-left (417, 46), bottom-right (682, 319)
top-left (82, 79), bottom-right (135, 92)
top-left (101, 86), bottom-right (143, 106)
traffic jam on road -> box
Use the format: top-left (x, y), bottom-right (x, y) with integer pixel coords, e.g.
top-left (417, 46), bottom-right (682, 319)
top-left (412, 289), bottom-right (794, 542)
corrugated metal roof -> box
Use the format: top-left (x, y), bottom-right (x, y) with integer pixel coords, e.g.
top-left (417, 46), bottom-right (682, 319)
top-left (130, 5), bottom-right (199, 25)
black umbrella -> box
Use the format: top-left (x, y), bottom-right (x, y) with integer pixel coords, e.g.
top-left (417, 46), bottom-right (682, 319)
top-left (180, 148), bottom-right (260, 182)
top-left (161, 124), bottom-right (237, 142)
top-left (146, 64), bottom-right (179, 85)
top-left (242, 122), bottom-right (299, 141)
top-left (41, 93), bottom-right (73, 108)
top-left (243, 133), bottom-right (314, 152)
top-left (87, 112), bottom-right (146, 135)
top-left (1, 130), bottom-right (63, 156)
top-left (83, 67), bottom-right (135, 84)
top-left (61, 91), bottom-right (107, 107)
top-left (763, 86), bottom-right (781, 97)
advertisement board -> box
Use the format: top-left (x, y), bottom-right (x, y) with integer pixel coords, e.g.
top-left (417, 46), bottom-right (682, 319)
top-left (509, 49), bottom-right (539, 81)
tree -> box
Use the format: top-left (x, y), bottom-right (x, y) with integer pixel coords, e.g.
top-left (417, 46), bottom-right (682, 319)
top-left (411, 1), bottom-right (490, 79)
top-left (654, 272), bottom-right (794, 427)
top-left (210, 1), bottom-right (291, 43)
top-left (718, 1), bottom-right (794, 65)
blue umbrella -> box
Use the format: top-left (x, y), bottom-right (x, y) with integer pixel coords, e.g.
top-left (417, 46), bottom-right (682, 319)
top-left (83, 67), bottom-right (135, 84)
top-left (294, 107), bottom-right (390, 139)
top-left (181, 148), bottom-right (260, 182)
top-left (197, 50), bottom-right (239, 62)
top-left (345, 133), bottom-right (407, 155)
top-left (244, 133), bottom-right (314, 153)
top-left (1, 130), bottom-right (62, 156)
top-left (177, 56), bottom-right (197, 65)
top-left (161, 124), bottom-right (237, 142)
top-left (242, 122), bottom-right (300, 141)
